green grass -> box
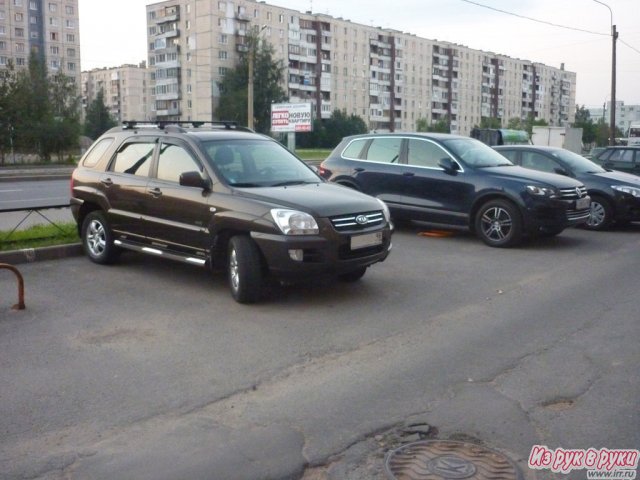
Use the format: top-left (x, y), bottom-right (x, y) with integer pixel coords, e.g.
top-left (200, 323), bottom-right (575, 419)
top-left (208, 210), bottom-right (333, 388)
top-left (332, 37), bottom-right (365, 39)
top-left (0, 222), bottom-right (79, 251)
top-left (295, 149), bottom-right (331, 160)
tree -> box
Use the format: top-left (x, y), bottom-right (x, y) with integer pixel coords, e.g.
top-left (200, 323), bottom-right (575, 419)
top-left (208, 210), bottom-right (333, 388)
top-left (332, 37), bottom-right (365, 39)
top-left (48, 69), bottom-right (82, 161)
top-left (84, 89), bottom-right (116, 140)
top-left (480, 117), bottom-right (502, 129)
top-left (216, 31), bottom-right (287, 133)
top-left (416, 117), bottom-right (449, 133)
top-left (296, 110), bottom-right (368, 149)
top-left (573, 105), bottom-right (597, 145)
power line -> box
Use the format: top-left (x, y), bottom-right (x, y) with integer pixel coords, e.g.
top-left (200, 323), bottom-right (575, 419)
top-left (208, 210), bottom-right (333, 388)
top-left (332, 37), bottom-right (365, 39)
top-left (619, 38), bottom-right (640, 55)
top-left (458, 0), bottom-right (609, 36)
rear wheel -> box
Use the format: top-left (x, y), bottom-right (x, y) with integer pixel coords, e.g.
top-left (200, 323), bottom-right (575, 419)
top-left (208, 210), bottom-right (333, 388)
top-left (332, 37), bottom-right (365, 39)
top-left (585, 195), bottom-right (613, 230)
top-left (81, 211), bottom-right (119, 264)
top-left (475, 199), bottom-right (523, 247)
top-left (338, 266), bottom-right (367, 282)
top-left (228, 236), bottom-right (263, 303)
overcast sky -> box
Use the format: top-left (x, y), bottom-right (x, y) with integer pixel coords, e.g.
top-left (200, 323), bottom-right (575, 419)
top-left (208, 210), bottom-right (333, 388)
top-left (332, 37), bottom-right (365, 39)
top-left (78, 0), bottom-right (640, 108)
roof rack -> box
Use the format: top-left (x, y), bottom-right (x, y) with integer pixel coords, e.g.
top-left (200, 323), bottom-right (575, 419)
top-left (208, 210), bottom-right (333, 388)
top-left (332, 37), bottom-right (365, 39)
top-left (121, 120), bottom-right (253, 133)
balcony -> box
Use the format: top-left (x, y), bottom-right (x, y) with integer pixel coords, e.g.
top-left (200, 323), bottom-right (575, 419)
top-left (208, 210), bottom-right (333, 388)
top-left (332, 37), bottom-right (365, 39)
top-left (156, 29), bottom-right (180, 40)
top-left (156, 107), bottom-right (180, 116)
top-left (157, 13), bottom-right (179, 23)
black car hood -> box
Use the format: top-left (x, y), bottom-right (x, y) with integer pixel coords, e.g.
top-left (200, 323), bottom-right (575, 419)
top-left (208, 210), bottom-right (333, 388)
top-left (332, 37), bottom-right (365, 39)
top-left (236, 182), bottom-right (382, 217)
top-left (590, 170), bottom-right (640, 186)
top-left (483, 165), bottom-right (582, 188)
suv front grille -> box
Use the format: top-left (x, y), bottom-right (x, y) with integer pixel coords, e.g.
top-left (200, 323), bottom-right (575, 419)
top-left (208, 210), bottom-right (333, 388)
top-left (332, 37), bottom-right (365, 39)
top-left (559, 186), bottom-right (588, 200)
top-left (330, 210), bottom-right (384, 232)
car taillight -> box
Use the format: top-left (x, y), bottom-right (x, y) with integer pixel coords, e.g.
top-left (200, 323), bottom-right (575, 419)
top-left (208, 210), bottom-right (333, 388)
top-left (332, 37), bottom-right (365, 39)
top-left (317, 166), bottom-right (330, 178)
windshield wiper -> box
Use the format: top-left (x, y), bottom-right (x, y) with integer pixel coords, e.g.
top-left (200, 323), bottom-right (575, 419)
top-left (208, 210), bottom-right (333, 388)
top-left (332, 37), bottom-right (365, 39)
top-left (271, 180), bottom-right (315, 187)
top-left (231, 182), bottom-right (263, 187)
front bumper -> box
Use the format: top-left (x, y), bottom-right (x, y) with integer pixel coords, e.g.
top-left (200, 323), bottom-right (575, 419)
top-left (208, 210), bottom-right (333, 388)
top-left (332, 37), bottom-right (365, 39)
top-left (522, 195), bottom-right (591, 232)
top-left (251, 221), bottom-right (393, 280)
top-left (612, 192), bottom-right (640, 222)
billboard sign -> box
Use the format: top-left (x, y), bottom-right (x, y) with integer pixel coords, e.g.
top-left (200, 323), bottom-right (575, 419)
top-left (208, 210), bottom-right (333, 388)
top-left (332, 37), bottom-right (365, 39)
top-left (271, 103), bottom-right (313, 133)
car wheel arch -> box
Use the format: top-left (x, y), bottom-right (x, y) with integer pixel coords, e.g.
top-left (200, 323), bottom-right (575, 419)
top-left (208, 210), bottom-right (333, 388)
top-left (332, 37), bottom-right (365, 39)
top-left (469, 193), bottom-right (524, 232)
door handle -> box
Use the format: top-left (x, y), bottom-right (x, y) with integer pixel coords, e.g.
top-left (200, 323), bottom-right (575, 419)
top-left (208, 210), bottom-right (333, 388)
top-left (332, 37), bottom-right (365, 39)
top-left (403, 172), bottom-right (415, 177)
top-left (354, 167), bottom-right (365, 172)
top-left (148, 187), bottom-right (163, 197)
top-left (100, 178), bottom-right (113, 187)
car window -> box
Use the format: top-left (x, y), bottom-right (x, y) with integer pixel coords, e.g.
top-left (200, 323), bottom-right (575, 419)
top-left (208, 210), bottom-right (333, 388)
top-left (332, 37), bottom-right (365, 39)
top-left (342, 139), bottom-right (367, 159)
top-left (495, 149), bottom-right (518, 163)
top-left (521, 152), bottom-right (560, 173)
top-left (363, 137), bottom-right (402, 163)
top-left (608, 149), bottom-right (634, 163)
top-left (110, 141), bottom-right (155, 177)
top-left (82, 138), bottom-right (114, 168)
top-left (407, 139), bottom-right (448, 168)
top-left (203, 139), bottom-right (319, 187)
top-left (156, 143), bottom-right (202, 183)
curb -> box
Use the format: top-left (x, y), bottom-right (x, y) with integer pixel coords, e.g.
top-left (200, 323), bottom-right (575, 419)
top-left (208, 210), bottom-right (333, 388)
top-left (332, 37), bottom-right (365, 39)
top-left (0, 243), bottom-right (83, 265)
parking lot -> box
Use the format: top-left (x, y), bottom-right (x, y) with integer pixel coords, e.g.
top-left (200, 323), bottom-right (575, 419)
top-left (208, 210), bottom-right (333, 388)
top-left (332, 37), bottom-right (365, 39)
top-left (1, 223), bottom-right (639, 479)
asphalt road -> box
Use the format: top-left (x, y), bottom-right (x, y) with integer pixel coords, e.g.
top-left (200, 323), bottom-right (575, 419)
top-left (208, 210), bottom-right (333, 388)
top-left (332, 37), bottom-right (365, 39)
top-left (1, 224), bottom-right (639, 480)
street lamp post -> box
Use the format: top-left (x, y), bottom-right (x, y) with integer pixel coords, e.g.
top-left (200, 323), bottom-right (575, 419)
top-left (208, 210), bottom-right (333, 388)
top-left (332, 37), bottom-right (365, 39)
top-left (593, 0), bottom-right (617, 145)
top-left (248, 25), bottom-right (267, 130)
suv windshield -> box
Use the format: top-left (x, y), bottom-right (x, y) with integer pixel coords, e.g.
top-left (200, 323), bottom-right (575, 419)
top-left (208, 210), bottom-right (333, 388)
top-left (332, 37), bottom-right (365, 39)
top-left (551, 149), bottom-right (606, 174)
top-left (442, 138), bottom-right (514, 168)
top-left (202, 139), bottom-right (320, 187)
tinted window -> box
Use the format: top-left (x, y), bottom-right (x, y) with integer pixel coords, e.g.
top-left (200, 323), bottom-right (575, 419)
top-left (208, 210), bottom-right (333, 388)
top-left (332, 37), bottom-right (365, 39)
top-left (364, 137), bottom-right (402, 163)
top-left (82, 138), bottom-right (113, 168)
top-left (521, 152), bottom-right (559, 173)
top-left (342, 139), bottom-right (367, 159)
top-left (111, 141), bottom-right (155, 177)
top-left (495, 149), bottom-right (518, 163)
top-left (609, 149), bottom-right (635, 163)
top-left (157, 143), bottom-right (202, 183)
top-left (407, 139), bottom-right (448, 168)
top-left (551, 149), bottom-right (605, 173)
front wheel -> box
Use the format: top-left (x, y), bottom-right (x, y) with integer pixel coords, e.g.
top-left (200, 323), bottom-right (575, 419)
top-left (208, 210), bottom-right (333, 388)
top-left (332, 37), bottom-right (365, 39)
top-left (81, 211), bottom-right (119, 264)
top-left (228, 236), bottom-right (263, 303)
top-left (584, 195), bottom-right (613, 231)
top-left (475, 200), bottom-right (523, 247)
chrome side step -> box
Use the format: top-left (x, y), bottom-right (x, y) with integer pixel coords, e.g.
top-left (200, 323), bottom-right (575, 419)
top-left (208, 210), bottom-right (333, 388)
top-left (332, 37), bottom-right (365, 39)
top-left (114, 240), bottom-right (207, 266)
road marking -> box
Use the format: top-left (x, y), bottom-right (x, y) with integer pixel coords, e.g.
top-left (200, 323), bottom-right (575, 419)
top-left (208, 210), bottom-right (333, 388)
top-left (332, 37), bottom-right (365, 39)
top-left (0, 189), bottom-right (23, 193)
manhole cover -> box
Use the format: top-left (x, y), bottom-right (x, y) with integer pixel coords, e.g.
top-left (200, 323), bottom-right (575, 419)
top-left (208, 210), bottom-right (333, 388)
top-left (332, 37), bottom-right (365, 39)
top-left (384, 440), bottom-right (522, 480)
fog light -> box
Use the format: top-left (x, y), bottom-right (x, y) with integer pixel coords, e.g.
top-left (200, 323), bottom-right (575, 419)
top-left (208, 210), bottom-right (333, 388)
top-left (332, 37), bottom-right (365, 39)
top-left (289, 249), bottom-right (304, 261)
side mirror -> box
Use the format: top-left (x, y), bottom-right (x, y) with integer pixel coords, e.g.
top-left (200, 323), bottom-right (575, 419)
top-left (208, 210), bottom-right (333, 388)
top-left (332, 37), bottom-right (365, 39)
top-left (180, 171), bottom-right (211, 190)
top-left (553, 167), bottom-right (570, 176)
top-left (438, 157), bottom-right (460, 174)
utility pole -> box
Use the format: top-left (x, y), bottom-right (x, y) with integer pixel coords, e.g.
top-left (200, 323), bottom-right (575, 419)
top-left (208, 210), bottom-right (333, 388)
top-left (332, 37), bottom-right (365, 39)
top-left (610, 24), bottom-right (618, 145)
top-left (248, 25), bottom-right (267, 130)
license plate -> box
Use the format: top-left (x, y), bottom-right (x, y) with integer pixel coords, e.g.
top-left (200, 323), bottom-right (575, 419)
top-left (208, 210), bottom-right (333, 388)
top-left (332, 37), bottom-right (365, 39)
top-left (350, 231), bottom-right (383, 250)
top-left (576, 197), bottom-right (590, 209)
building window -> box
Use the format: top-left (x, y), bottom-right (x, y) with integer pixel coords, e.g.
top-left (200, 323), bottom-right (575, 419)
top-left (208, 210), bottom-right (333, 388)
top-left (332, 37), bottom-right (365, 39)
top-left (50, 45), bottom-right (58, 55)
top-left (15, 12), bottom-right (23, 21)
top-left (15, 42), bottom-right (25, 52)
top-left (218, 66), bottom-right (228, 75)
top-left (65, 5), bottom-right (73, 14)
top-left (219, 50), bottom-right (227, 59)
top-left (65, 19), bottom-right (74, 28)
top-left (66, 33), bottom-right (74, 42)
top-left (29, 0), bottom-right (37, 10)
top-left (15, 27), bottom-right (24, 37)
top-left (48, 2), bottom-right (56, 12)
top-left (49, 17), bottom-right (58, 26)
top-left (67, 62), bottom-right (75, 71)
top-left (219, 34), bottom-right (227, 44)
top-left (218, 1), bottom-right (225, 11)
top-left (0, 41), bottom-right (5, 50)
top-left (29, 15), bottom-right (37, 24)
top-left (50, 31), bottom-right (58, 40)
top-left (67, 48), bottom-right (75, 57)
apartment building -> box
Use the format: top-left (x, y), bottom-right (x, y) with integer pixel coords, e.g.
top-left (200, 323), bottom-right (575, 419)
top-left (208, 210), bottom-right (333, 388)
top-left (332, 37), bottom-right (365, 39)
top-left (589, 101), bottom-right (640, 136)
top-left (0, 0), bottom-right (80, 86)
top-left (81, 63), bottom-right (151, 123)
top-left (146, 0), bottom-right (576, 135)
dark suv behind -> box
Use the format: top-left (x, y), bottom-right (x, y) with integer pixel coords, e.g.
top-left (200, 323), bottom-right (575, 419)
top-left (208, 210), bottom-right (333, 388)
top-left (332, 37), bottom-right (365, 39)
top-left (71, 122), bottom-right (392, 303)
top-left (319, 133), bottom-right (590, 247)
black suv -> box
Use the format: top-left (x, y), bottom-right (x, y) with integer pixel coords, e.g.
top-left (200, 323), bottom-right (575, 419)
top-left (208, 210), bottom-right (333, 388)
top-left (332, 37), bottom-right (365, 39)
top-left (494, 145), bottom-right (640, 230)
top-left (319, 133), bottom-right (590, 247)
top-left (592, 146), bottom-right (640, 174)
top-left (70, 122), bottom-right (393, 303)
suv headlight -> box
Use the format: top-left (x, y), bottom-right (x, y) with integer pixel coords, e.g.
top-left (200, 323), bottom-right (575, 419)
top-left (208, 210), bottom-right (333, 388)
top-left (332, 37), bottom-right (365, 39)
top-left (271, 209), bottom-right (319, 235)
top-left (526, 185), bottom-right (559, 198)
top-left (612, 185), bottom-right (640, 197)
top-left (377, 198), bottom-right (391, 223)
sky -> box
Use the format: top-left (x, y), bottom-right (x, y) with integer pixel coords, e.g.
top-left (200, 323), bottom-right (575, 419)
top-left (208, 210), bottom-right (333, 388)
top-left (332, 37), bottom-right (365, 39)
top-left (78, 0), bottom-right (640, 108)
